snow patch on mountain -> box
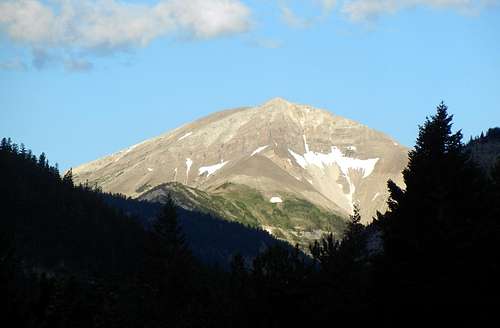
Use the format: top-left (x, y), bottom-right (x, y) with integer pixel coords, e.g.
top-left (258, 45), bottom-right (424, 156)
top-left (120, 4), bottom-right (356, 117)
top-left (262, 225), bottom-right (274, 234)
top-left (303, 135), bottom-right (310, 153)
top-left (251, 145), bottom-right (269, 157)
top-left (288, 145), bottom-right (379, 179)
top-left (270, 197), bottom-right (283, 203)
top-left (125, 144), bottom-right (139, 154)
top-left (185, 158), bottom-right (193, 184)
top-left (288, 138), bottom-right (381, 213)
top-left (178, 132), bottom-right (193, 141)
top-left (199, 160), bottom-right (228, 177)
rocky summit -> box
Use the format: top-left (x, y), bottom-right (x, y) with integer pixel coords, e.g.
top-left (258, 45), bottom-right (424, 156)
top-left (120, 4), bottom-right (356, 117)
top-left (73, 98), bottom-right (408, 245)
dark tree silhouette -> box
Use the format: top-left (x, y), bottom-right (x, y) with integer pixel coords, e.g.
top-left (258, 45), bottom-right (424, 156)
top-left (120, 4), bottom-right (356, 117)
top-left (62, 168), bottom-right (74, 186)
top-left (374, 102), bottom-right (492, 309)
top-left (2, 113), bottom-right (499, 326)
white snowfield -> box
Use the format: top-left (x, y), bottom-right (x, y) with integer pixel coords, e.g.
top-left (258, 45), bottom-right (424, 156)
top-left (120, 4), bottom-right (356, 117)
top-left (147, 168), bottom-right (154, 172)
top-left (178, 132), bottom-right (193, 141)
top-left (270, 197), bottom-right (283, 203)
top-left (251, 145), bottom-right (269, 156)
top-left (199, 160), bottom-right (228, 177)
top-left (288, 137), bottom-right (380, 213)
top-left (288, 146), bottom-right (379, 178)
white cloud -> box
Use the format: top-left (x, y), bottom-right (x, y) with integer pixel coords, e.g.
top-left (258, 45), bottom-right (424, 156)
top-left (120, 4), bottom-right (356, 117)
top-left (279, 0), bottom-right (337, 28)
top-left (281, 5), bottom-right (313, 27)
top-left (278, 0), bottom-right (489, 26)
top-left (341, 0), bottom-right (485, 22)
top-left (318, 0), bottom-right (338, 12)
top-left (0, 0), bottom-right (252, 69)
top-left (0, 0), bottom-right (493, 71)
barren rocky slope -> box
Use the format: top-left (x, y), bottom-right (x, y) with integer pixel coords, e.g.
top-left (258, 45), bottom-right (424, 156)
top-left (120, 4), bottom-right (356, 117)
top-left (73, 98), bottom-right (408, 244)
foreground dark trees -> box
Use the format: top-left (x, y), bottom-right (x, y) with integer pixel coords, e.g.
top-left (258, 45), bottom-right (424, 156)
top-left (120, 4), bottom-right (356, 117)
top-left (372, 103), bottom-right (495, 307)
top-left (1, 102), bottom-right (500, 326)
top-left (373, 103), bottom-right (499, 309)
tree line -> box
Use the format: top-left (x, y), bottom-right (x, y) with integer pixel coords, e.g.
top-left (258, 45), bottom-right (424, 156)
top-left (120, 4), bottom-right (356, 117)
top-left (1, 102), bottom-right (499, 326)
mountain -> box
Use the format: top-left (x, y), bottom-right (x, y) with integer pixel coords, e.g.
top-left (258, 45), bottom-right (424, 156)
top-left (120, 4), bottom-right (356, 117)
top-left (0, 138), bottom-right (287, 271)
top-left (73, 98), bottom-right (409, 244)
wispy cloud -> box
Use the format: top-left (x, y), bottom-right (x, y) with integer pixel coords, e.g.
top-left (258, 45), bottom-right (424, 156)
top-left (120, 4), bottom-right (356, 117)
top-left (0, 0), bottom-right (494, 71)
top-left (279, 0), bottom-right (491, 26)
top-left (280, 6), bottom-right (313, 28)
top-left (341, 0), bottom-right (489, 22)
top-left (0, 0), bottom-right (252, 70)
top-left (279, 0), bottom-right (337, 28)
top-left (319, 0), bottom-right (338, 12)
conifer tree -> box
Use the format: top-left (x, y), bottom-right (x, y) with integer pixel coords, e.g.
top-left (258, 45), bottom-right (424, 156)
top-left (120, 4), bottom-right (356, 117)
top-left (143, 194), bottom-right (195, 326)
top-left (0, 138), bottom-right (7, 150)
top-left (38, 152), bottom-right (47, 168)
top-left (152, 194), bottom-right (190, 260)
top-left (380, 102), bottom-right (479, 254)
top-left (310, 234), bottom-right (338, 268)
top-left (19, 144), bottom-right (26, 158)
top-left (344, 205), bottom-right (364, 242)
top-left (376, 102), bottom-right (487, 307)
top-left (62, 168), bottom-right (74, 187)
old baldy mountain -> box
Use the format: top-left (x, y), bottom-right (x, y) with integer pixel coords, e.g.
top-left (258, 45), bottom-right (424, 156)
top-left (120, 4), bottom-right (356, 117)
top-left (73, 98), bottom-right (408, 245)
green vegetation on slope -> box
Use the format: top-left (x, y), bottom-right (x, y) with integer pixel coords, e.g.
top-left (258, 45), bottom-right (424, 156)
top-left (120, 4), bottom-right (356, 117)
top-left (141, 182), bottom-right (347, 247)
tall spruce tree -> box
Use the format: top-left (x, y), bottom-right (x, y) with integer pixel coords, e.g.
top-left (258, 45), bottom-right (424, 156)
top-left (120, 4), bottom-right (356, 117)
top-left (143, 194), bottom-right (195, 326)
top-left (152, 195), bottom-right (190, 260)
top-left (376, 102), bottom-right (488, 306)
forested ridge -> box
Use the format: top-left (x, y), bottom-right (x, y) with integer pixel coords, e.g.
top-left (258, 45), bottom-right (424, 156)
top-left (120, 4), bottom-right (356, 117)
top-left (1, 103), bottom-right (499, 326)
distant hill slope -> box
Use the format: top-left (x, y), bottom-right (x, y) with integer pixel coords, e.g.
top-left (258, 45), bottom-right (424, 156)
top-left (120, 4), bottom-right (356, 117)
top-left (103, 193), bottom-right (290, 266)
top-left (73, 98), bottom-right (409, 244)
top-left (0, 138), bottom-right (287, 272)
top-left (139, 182), bottom-right (346, 247)
top-left (466, 127), bottom-right (500, 173)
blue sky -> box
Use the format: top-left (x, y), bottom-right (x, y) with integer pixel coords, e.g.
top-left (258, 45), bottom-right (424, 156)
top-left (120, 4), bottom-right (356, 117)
top-left (1, 0), bottom-right (499, 171)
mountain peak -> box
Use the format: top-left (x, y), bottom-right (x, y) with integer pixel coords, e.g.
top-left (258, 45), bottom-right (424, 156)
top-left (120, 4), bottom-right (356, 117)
top-left (262, 97), bottom-right (293, 107)
top-left (73, 100), bottom-right (408, 235)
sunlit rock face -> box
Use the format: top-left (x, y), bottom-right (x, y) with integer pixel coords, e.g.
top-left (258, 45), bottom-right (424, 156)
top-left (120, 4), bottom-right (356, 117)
top-left (73, 98), bottom-right (408, 224)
